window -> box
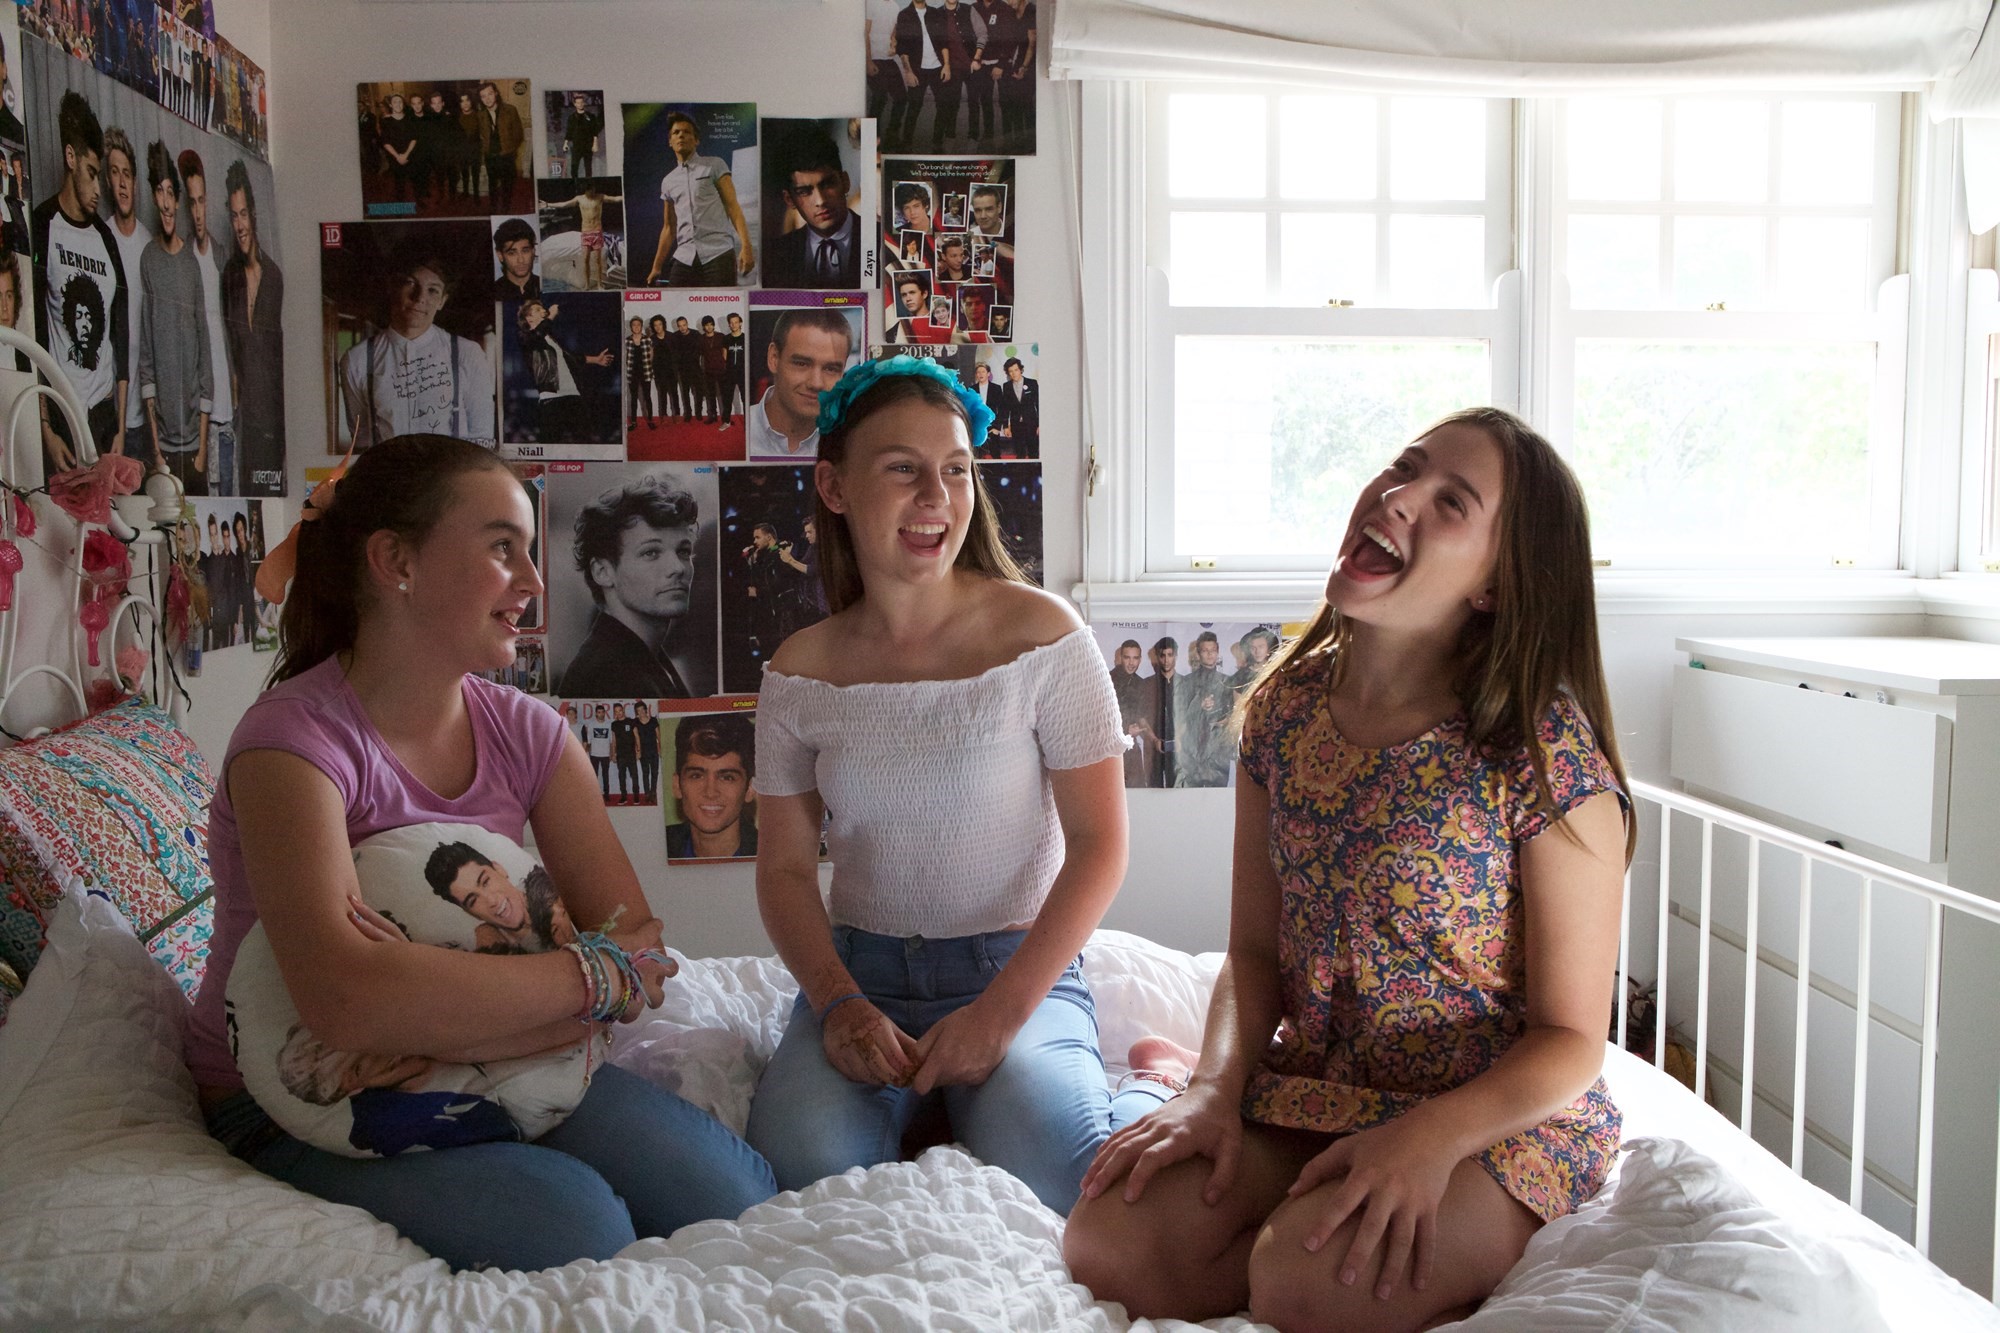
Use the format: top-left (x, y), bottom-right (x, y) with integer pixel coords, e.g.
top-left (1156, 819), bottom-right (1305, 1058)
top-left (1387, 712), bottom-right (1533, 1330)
top-left (1118, 85), bottom-right (1911, 576)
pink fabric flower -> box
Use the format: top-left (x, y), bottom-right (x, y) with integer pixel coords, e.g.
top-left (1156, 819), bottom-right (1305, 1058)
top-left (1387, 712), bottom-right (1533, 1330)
top-left (81, 530), bottom-right (131, 601)
top-left (85, 677), bottom-right (124, 715)
top-left (115, 644), bottom-right (150, 687)
top-left (10, 493), bottom-right (34, 538)
top-left (47, 454), bottom-right (144, 525)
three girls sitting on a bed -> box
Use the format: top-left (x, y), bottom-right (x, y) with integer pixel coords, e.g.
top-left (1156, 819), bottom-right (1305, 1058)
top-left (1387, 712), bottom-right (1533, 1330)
top-left (189, 358), bottom-right (1628, 1331)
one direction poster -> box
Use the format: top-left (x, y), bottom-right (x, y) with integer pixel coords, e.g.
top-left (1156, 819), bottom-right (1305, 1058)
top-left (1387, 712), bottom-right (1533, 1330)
top-left (623, 100), bottom-right (758, 289)
top-left (543, 87), bottom-right (610, 179)
top-left (557, 697), bottom-right (666, 807)
top-left (658, 699), bottom-right (761, 862)
top-left (1090, 620), bottom-right (1291, 789)
top-left (535, 176), bottom-right (625, 293)
top-left (746, 290), bottom-right (865, 463)
top-left (320, 218), bottom-right (496, 455)
top-left (623, 286), bottom-right (746, 462)
top-left (498, 289), bottom-right (623, 462)
top-left (211, 34), bottom-right (265, 160)
top-left (358, 77), bottom-right (531, 219)
top-left (543, 460), bottom-right (720, 702)
top-left (758, 116), bottom-right (876, 291)
top-left (877, 340), bottom-right (1037, 458)
top-left (154, 9), bottom-right (212, 131)
top-left (980, 459), bottom-right (1042, 586)
top-left (186, 494), bottom-right (266, 654)
top-left (93, 0), bottom-right (158, 101)
top-left (881, 157), bottom-right (1016, 341)
top-left (718, 462), bottom-right (824, 693)
top-left (871, 0), bottom-right (1036, 156)
top-left (21, 31), bottom-right (286, 493)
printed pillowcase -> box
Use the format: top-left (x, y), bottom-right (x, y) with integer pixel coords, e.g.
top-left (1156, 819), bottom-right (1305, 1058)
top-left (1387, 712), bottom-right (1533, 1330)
top-left (227, 822), bottom-right (597, 1158)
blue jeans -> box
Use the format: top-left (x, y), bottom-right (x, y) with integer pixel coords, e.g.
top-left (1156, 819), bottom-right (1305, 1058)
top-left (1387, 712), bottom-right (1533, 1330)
top-left (210, 1063), bottom-right (776, 1273)
top-left (744, 926), bottom-right (1168, 1215)
top-left (207, 419), bottom-right (237, 495)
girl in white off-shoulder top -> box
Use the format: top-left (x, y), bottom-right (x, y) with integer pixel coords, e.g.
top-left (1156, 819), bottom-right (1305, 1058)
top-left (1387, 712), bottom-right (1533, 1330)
top-left (743, 357), bottom-right (1173, 1213)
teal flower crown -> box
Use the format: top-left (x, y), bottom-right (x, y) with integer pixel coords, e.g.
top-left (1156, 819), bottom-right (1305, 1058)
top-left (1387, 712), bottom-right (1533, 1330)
top-left (816, 354), bottom-right (996, 445)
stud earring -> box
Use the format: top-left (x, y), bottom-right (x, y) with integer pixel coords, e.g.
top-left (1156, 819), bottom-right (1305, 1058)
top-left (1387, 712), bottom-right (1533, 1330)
top-left (398, 581), bottom-right (409, 593)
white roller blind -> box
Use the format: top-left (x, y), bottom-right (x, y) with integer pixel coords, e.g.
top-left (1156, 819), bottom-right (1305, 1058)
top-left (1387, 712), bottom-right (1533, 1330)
top-left (1050, 0), bottom-right (1992, 93)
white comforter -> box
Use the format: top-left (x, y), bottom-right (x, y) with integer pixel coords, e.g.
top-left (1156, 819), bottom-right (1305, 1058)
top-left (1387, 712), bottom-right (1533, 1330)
top-left (1, 893), bottom-right (1991, 1332)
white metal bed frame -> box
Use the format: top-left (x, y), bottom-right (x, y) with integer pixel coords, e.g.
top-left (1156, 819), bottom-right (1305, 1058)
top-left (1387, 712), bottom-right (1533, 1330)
top-left (1626, 777), bottom-right (2000, 1299)
top-left (0, 323), bottom-right (177, 738)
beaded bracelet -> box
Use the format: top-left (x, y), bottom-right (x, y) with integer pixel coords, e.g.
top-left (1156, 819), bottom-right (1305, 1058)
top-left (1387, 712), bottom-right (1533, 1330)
top-left (567, 930), bottom-right (674, 1024)
top-left (818, 991), bottom-right (867, 1023)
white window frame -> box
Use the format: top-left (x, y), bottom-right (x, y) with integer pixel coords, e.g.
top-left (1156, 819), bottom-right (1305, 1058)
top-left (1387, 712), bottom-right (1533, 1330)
top-left (1078, 80), bottom-right (1988, 616)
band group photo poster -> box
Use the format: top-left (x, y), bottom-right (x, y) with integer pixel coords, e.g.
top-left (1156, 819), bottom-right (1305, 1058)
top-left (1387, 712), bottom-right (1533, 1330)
top-left (358, 77), bottom-right (531, 220)
top-left (718, 461), bottom-right (822, 693)
top-left (18, 21), bottom-right (285, 493)
top-left (1092, 621), bottom-right (1293, 790)
top-left (622, 287), bottom-right (747, 462)
top-left (622, 100), bottom-right (758, 290)
top-left (881, 156), bottom-right (1014, 343)
top-left (865, 0), bottom-right (1037, 156)
top-left (875, 339), bottom-right (1037, 459)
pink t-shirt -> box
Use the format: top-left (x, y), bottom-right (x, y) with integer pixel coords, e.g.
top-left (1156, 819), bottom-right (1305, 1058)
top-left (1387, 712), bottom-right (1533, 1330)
top-left (186, 656), bottom-right (567, 1089)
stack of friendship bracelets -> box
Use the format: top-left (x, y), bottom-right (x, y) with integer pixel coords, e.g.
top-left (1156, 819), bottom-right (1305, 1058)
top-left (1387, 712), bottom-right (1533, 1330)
top-left (566, 929), bottom-right (673, 1024)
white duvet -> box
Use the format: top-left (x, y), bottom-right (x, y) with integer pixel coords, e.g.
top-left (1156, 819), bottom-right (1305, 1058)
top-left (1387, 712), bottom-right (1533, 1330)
top-left (1, 892), bottom-right (1992, 1332)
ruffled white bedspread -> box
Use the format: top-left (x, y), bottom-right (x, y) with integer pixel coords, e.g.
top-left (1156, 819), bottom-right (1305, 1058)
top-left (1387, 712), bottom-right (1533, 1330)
top-left (0, 893), bottom-right (1991, 1332)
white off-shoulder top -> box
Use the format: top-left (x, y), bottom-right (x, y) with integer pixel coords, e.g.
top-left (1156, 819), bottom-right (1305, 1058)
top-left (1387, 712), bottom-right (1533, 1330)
top-left (754, 626), bottom-right (1128, 938)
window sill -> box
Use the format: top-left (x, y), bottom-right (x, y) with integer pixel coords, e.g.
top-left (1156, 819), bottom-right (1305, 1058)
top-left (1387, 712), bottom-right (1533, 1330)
top-left (1071, 573), bottom-right (2000, 622)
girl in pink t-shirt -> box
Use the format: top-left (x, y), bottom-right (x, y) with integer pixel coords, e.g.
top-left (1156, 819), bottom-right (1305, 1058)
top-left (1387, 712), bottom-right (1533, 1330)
top-left (190, 433), bottom-right (773, 1272)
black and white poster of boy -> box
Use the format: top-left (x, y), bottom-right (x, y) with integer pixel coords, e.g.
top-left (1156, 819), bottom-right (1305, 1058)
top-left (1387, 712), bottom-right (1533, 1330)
top-left (746, 290), bottom-right (865, 463)
top-left (544, 460), bottom-right (720, 702)
top-left (498, 291), bottom-right (622, 463)
top-left (154, 9), bottom-right (211, 132)
top-left (21, 35), bottom-right (285, 492)
top-left (510, 461), bottom-right (546, 632)
top-left (718, 462), bottom-right (824, 693)
top-left (624, 287), bottom-right (746, 464)
top-left (91, 0), bottom-right (158, 100)
top-left (881, 156), bottom-right (1017, 327)
top-left (980, 460), bottom-right (1042, 587)
top-left (535, 176), bottom-right (624, 293)
top-left (211, 35), bottom-right (266, 160)
top-left (965, 341), bottom-right (1037, 459)
top-left (758, 116), bottom-right (875, 292)
top-left (543, 87), bottom-right (610, 180)
top-left (357, 77), bottom-right (530, 220)
top-left (623, 101), bottom-right (758, 289)
top-left (320, 218), bottom-right (495, 455)
top-left (188, 495), bottom-right (264, 653)
top-left (658, 702), bottom-right (759, 862)
top-left (874, 0), bottom-right (1036, 156)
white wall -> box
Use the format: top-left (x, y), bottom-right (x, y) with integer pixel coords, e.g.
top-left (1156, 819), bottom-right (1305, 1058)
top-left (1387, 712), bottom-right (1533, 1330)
top-left (109, 0), bottom-right (1950, 959)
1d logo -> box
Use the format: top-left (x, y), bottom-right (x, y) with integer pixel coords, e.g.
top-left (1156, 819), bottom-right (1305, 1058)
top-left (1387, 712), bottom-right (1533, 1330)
top-left (321, 223), bottom-right (343, 247)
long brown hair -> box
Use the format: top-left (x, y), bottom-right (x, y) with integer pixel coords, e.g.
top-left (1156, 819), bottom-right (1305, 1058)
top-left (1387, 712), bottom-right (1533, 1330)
top-left (269, 434), bottom-right (513, 685)
top-left (1249, 407), bottom-right (1633, 861)
top-left (812, 373), bottom-right (1025, 614)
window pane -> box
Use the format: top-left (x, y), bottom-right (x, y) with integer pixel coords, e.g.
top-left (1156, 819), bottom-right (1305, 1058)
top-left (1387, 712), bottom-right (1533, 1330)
top-left (1674, 100), bottom-right (1769, 203)
top-left (1279, 214), bottom-right (1376, 306)
top-left (1170, 212), bottom-right (1266, 304)
top-left (1280, 95), bottom-right (1377, 200)
top-left (1673, 216), bottom-right (1765, 308)
top-left (1773, 218), bottom-right (1871, 311)
top-left (1567, 215), bottom-right (1661, 308)
top-left (1389, 98), bottom-right (1486, 201)
top-left (1168, 94), bottom-right (1267, 199)
top-left (1780, 101), bottom-right (1875, 206)
top-left (1566, 99), bottom-right (1662, 201)
top-left (1388, 215), bottom-right (1486, 307)
top-left (1172, 338), bottom-right (1489, 557)
top-left (1570, 340), bottom-right (1879, 563)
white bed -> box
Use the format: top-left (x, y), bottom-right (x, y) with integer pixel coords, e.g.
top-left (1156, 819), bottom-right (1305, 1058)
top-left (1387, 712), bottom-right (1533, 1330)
top-left (2, 891), bottom-right (1992, 1333)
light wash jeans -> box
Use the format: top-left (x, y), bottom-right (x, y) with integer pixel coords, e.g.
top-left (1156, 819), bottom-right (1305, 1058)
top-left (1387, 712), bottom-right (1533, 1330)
top-left (209, 1063), bottom-right (776, 1272)
top-left (206, 419), bottom-right (237, 495)
top-left (744, 925), bottom-right (1169, 1214)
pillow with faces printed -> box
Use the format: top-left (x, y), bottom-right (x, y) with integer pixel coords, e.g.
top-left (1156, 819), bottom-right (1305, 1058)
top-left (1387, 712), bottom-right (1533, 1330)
top-left (226, 822), bottom-right (600, 1158)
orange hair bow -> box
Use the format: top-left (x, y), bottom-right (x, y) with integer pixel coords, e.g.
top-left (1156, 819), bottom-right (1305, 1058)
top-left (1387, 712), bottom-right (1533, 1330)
top-left (255, 445), bottom-right (354, 606)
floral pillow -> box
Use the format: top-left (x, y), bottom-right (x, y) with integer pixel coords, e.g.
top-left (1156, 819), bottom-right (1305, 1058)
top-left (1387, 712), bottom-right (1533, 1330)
top-left (0, 699), bottom-right (215, 1007)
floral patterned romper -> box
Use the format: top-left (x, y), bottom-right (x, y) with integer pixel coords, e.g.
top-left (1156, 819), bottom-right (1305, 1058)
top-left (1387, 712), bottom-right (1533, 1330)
top-left (1238, 652), bottom-right (1625, 1222)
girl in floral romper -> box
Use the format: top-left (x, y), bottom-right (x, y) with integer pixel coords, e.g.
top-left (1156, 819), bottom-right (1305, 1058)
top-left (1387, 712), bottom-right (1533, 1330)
top-left (1066, 408), bottom-right (1633, 1332)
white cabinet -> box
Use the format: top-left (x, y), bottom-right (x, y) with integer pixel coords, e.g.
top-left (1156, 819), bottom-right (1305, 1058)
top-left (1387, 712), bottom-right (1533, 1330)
top-left (1672, 636), bottom-right (2000, 1292)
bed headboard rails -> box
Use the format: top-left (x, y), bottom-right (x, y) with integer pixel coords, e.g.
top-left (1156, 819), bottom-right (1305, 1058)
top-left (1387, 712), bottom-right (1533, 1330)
top-left (0, 322), bottom-right (178, 740)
